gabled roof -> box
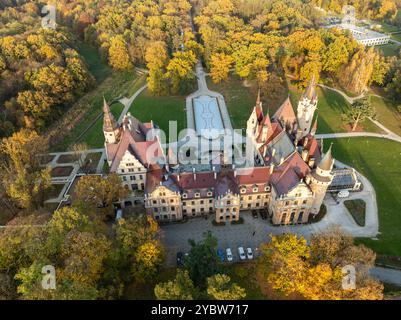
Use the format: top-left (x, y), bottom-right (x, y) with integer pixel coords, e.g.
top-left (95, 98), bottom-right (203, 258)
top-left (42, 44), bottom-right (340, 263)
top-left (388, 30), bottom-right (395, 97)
top-left (273, 97), bottom-right (296, 124)
top-left (270, 152), bottom-right (311, 196)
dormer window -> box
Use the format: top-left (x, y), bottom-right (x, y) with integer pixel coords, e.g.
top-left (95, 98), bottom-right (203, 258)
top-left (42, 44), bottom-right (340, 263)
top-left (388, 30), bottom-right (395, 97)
top-left (241, 188), bottom-right (246, 194)
top-left (253, 187), bottom-right (258, 193)
top-left (195, 193), bottom-right (200, 198)
top-left (207, 191), bottom-right (212, 197)
top-left (265, 186), bottom-right (270, 192)
top-left (182, 193), bottom-right (187, 199)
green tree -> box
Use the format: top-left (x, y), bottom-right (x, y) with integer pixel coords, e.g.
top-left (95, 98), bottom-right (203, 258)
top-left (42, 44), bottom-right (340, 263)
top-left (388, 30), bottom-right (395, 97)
top-left (207, 274), bottom-right (246, 300)
top-left (185, 231), bottom-right (220, 288)
top-left (342, 98), bottom-right (376, 131)
top-left (154, 269), bottom-right (196, 300)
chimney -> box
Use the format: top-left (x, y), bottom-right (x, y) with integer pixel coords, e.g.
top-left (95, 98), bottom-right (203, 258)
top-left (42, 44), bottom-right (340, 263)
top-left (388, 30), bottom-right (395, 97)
top-left (308, 157), bottom-right (315, 168)
top-left (280, 157), bottom-right (285, 165)
top-left (302, 149), bottom-right (309, 161)
top-left (272, 148), bottom-right (276, 158)
top-left (263, 145), bottom-right (268, 157)
top-left (213, 166), bottom-right (217, 180)
top-left (177, 174), bottom-right (180, 182)
top-left (270, 164), bottom-right (275, 174)
top-left (234, 170), bottom-right (237, 178)
top-left (193, 168), bottom-right (196, 181)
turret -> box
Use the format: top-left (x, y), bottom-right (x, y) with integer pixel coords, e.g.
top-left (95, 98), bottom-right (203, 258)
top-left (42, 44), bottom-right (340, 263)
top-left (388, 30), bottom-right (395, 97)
top-left (308, 143), bottom-right (334, 214)
top-left (246, 89), bottom-right (264, 139)
top-left (297, 75), bottom-right (318, 138)
top-left (103, 97), bottom-right (120, 144)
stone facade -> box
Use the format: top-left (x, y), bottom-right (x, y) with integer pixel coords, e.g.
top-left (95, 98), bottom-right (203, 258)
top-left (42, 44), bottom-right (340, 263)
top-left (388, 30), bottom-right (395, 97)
top-left (104, 77), bottom-right (334, 226)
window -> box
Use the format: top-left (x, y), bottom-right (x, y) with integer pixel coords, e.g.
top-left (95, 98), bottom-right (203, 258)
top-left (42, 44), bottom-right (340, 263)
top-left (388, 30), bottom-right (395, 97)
top-left (183, 209), bottom-right (187, 214)
top-left (207, 192), bottom-right (212, 197)
top-left (253, 187), bottom-right (258, 192)
top-left (191, 201), bottom-right (195, 205)
top-left (171, 207), bottom-right (175, 211)
top-left (227, 201), bottom-right (231, 205)
top-left (130, 176), bottom-right (135, 181)
top-left (195, 193), bottom-right (200, 198)
top-left (303, 200), bottom-right (307, 205)
top-left (152, 200), bottom-right (157, 205)
top-left (139, 175), bottom-right (143, 179)
top-left (183, 201), bottom-right (187, 206)
top-left (154, 215), bottom-right (159, 220)
top-left (200, 200), bottom-right (204, 205)
top-left (192, 209), bottom-right (195, 213)
top-left (285, 201), bottom-right (289, 206)
top-left (209, 207), bottom-right (213, 212)
top-left (265, 186), bottom-right (270, 192)
top-left (209, 199), bottom-right (213, 204)
top-left (153, 208), bottom-right (158, 213)
top-left (241, 188), bottom-right (246, 194)
top-left (161, 199), bottom-right (166, 204)
top-left (257, 195), bottom-right (261, 200)
top-left (182, 193), bottom-right (188, 199)
top-left (131, 184), bottom-right (138, 191)
top-left (170, 199), bottom-right (174, 203)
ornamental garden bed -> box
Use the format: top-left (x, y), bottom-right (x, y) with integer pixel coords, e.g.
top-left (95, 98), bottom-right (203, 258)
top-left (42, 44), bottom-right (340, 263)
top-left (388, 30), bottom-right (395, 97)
top-left (51, 166), bottom-right (74, 177)
top-left (344, 199), bottom-right (366, 227)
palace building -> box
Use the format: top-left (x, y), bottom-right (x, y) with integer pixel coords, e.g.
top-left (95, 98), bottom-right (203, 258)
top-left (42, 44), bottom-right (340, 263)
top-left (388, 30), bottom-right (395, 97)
top-left (103, 77), bottom-right (337, 225)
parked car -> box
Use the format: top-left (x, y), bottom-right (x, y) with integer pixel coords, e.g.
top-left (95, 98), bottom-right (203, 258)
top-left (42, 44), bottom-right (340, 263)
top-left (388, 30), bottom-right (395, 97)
top-left (252, 210), bottom-right (258, 218)
top-left (226, 248), bottom-right (233, 262)
top-left (238, 247), bottom-right (246, 260)
top-left (246, 247), bottom-right (253, 260)
top-left (338, 190), bottom-right (350, 198)
top-left (217, 248), bottom-right (225, 262)
top-left (176, 252), bottom-right (184, 267)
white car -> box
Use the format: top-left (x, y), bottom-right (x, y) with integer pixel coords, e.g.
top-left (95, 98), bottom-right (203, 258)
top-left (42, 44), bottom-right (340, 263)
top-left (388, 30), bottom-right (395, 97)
top-left (338, 190), bottom-right (350, 198)
top-left (226, 248), bottom-right (233, 262)
top-left (246, 248), bottom-right (253, 260)
top-left (238, 247), bottom-right (246, 260)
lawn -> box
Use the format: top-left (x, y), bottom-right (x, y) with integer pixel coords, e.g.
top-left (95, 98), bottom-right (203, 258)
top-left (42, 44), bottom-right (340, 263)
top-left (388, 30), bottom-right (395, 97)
top-left (80, 101), bottom-right (124, 148)
top-left (344, 199), bottom-right (366, 227)
top-left (391, 33), bottom-right (401, 43)
top-left (324, 138), bottom-right (401, 256)
top-left (378, 43), bottom-right (401, 57)
top-left (76, 41), bottom-right (111, 84)
top-left (206, 76), bottom-right (258, 130)
top-left (128, 89), bottom-right (187, 140)
top-left (370, 95), bottom-right (401, 136)
top-left (52, 71), bottom-right (146, 151)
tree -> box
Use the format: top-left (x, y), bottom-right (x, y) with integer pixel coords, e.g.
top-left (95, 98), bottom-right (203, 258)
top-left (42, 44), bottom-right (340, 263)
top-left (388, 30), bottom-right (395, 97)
top-left (166, 50), bottom-right (197, 94)
top-left (132, 240), bottom-right (164, 282)
top-left (210, 52), bottom-right (233, 83)
top-left (108, 35), bottom-right (133, 70)
top-left (342, 98), bottom-right (376, 131)
top-left (0, 129), bottom-right (51, 209)
top-left (185, 231), bottom-right (220, 288)
top-left (74, 173), bottom-right (129, 216)
top-left (145, 41), bottom-right (169, 95)
top-left (207, 274), bottom-right (246, 300)
top-left (154, 269), bottom-right (196, 300)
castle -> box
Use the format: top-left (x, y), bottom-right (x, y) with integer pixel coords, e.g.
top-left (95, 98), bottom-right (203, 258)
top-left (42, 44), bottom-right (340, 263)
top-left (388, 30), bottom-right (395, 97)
top-left (103, 76), bottom-right (335, 225)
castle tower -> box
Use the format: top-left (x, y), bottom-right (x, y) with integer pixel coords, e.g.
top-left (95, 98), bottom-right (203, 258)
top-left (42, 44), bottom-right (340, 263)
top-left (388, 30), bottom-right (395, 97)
top-left (308, 143), bottom-right (334, 214)
top-left (297, 75), bottom-right (318, 138)
top-left (103, 97), bottom-right (120, 144)
top-left (246, 89), bottom-right (264, 139)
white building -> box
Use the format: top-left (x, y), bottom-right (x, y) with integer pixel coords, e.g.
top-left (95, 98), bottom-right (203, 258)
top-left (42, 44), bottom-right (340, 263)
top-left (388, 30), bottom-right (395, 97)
top-left (326, 23), bottom-right (390, 46)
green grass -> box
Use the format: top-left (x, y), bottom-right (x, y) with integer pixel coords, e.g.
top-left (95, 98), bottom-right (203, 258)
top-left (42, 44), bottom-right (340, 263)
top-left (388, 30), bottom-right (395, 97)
top-left (378, 43), bottom-right (401, 57)
top-left (76, 42), bottom-right (111, 83)
top-left (207, 76), bottom-right (257, 130)
top-left (344, 199), bottom-right (366, 227)
top-left (370, 95), bottom-right (401, 136)
top-left (52, 71), bottom-right (146, 151)
top-left (128, 89), bottom-right (186, 140)
top-left (391, 33), bottom-right (401, 43)
top-left (324, 138), bottom-right (401, 256)
top-left (80, 102), bottom-right (124, 148)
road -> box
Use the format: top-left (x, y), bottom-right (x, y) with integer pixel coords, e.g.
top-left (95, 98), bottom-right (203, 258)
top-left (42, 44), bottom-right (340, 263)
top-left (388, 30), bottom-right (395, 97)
top-left (370, 267), bottom-right (401, 285)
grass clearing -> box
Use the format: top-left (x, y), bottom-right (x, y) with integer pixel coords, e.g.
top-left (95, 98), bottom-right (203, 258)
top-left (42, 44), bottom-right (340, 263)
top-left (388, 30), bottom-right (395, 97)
top-left (129, 89), bottom-right (186, 140)
top-left (325, 138), bottom-right (401, 256)
top-left (370, 95), bottom-right (401, 136)
top-left (378, 43), bottom-right (401, 57)
top-left (76, 41), bottom-right (111, 83)
top-left (344, 199), bottom-right (366, 227)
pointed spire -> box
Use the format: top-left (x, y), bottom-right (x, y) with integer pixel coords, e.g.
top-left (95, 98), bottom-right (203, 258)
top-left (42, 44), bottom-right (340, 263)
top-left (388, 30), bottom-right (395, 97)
top-left (318, 143), bottom-right (334, 171)
top-left (256, 88), bottom-right (261, 107)
top-left (255, 88), bottom-right (264, 121)
top-left (311, 115), bottom-right (318, 136)
top-left (304, 74), bottom-right (318, 101)
top-left (103, 96), bottom-right (118, 132)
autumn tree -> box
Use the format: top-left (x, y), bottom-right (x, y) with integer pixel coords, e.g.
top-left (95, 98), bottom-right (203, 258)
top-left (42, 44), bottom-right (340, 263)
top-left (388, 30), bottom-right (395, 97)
top-left (0, 129), bottom-right (51, 209)
top-left (342, 98), bottom-right (376, 131)
top-left (166, 50), bottom-right (197, 94)
top-left (132, 241), bottom-right (164, 282)
top-left (207, 274), bottom-right (246, 300)
top-left (154, 270), bottom-right (197, 300)
top-left (145, 41), bottom-right (169, 95)
top-left (108, 35), bottom-right (133, 70)
top-left (74, 173), bottom-right (129, 217)
top-left (210, 52), bottom-right (234, 83)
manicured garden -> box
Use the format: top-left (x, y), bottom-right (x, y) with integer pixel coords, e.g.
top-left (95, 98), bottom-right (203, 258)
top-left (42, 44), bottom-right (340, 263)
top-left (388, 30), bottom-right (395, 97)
top-left (370, 95), bottom-right (401, 136)
top-left (129, 89), bottom-right (187, 140)
top-left (325, 137), bottom-right (401, 256)
top-left (344, 199), bottom-right (366, 227)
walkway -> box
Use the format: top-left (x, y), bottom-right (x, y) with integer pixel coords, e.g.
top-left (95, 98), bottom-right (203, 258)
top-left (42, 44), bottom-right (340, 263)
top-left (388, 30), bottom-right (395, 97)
top-left (370, 267), bottom-right (401, 286)
top-left (316, 131), bottom-right (401, 144)
top-left (117, 84), bottom-right (148, 124)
